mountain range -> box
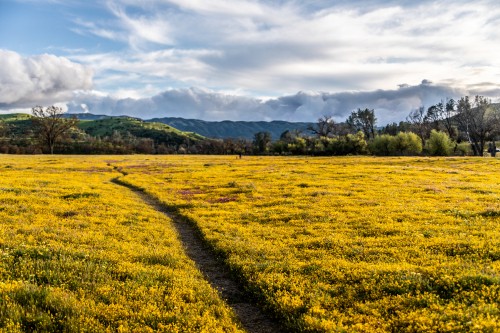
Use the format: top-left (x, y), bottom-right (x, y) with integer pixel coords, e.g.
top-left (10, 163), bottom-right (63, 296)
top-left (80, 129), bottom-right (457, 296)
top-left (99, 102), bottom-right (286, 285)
top-left (148, 117), bottom-right (314, 140)
top-left (69, 114), bottom-right (314, 140)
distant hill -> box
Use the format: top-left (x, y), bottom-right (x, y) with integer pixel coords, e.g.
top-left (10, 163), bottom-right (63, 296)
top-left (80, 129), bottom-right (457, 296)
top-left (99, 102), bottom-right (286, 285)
top-left (148, 117), bottom-right (315, 140)
top-left (0, 113), bottom-right (34, 135)
top-left (1, 113), bottom-right (204, 146)
top-left (65, 113), bottom-right (315, 140)
top-left (65, 113), bottom-right (112, 121)
top-left (77, 116), bottom-right (204, 144)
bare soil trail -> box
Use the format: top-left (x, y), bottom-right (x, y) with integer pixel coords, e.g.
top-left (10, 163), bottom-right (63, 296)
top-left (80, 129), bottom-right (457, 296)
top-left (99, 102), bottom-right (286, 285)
top-left (111, 177), bottom-right (286, 333)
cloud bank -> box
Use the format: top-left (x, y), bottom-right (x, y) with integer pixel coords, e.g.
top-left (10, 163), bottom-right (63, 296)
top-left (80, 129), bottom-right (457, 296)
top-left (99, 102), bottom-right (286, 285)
top-left (67, 81), bottom-right (467, 124)
top-left (0, 49), bottom-right (93, 108)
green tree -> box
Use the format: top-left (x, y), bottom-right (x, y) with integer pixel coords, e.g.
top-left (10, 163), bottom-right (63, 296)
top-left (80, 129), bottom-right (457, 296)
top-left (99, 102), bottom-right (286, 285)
top-left (425, 103), bottom-right (442, 131)
top-left (287, 137), bottom-right (307, 155)
top-left (425, 130), bottom-right (454, 156)
top-left (346, 108), bottom-right (377, 140)
top-left (380, 121), bottom-right (411, 136)
top-left (425, 99), bottom-right (458, 139)
top-left (31, 106), bottom-right (78, 154)
top-left (456, 96), bottom-right (500, 156)
top-left (0, 120), bottom-right (8, 138)
top-left (442, 98), bottom-right (458, 139)
top-left (253, 131), bottom-right (272, 154)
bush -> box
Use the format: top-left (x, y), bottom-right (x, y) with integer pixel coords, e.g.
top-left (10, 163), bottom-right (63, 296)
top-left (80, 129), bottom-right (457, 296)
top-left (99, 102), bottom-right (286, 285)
top-left (454, 142), bottom-right (471, 156)
top-left (329, 132), bottom-right (368, 155)
top-left (425, 130), bottom-right (454, 156)
top-left (389, 132), bottom-right (423, 156)
top-left (369, 134), bottom-right (393, 156)
top-left (370, 132), bottom-right (422, 156)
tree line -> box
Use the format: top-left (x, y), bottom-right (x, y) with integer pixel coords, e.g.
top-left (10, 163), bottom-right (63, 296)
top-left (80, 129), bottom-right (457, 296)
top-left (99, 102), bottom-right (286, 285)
top-left (253, 95), bottom-right (500, 157)
top-left (0, 96), bottom-right (498, 156)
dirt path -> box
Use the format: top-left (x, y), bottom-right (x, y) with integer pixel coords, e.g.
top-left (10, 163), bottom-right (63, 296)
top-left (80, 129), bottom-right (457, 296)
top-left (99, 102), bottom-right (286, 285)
top-left (112, 177), bottom-right (286, 333)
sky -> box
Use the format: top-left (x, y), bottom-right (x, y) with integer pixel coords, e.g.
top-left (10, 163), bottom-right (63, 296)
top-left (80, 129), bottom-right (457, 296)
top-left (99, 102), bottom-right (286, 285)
top-left (1, 0), bottom-right (500, 124)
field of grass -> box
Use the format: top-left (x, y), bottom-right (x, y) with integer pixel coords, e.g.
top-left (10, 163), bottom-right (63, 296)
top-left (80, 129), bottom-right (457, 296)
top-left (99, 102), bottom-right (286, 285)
top-left (0, 155), bottom-right (499, 332)
top-left (0, 156), bottom-right (242, 332)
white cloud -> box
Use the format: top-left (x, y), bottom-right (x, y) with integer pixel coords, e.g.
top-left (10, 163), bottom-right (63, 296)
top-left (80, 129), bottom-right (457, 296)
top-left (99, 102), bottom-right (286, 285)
top-left (162, 0), bottom-right (269, 17)
top-left (0, 49), bottom-right (93, 108)
top-left (72, 18), bottom-right (125, 42)
top-left (70, 49), bottom-right (218, 77)
top-left (107, 2), bottom-right (174, 48)
top-left (5, 0), bottom-right (500, 123)
top-left (67, 0), bottom-right (500, 98)
top-left (66, 82), bottom-right (476, 124)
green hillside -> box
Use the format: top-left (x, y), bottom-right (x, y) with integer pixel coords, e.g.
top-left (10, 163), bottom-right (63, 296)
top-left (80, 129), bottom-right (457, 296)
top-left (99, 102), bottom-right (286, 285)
top-left (0, 113), bottom-right (34, 135)
top-left (0, 113), bottom-right (32, 122)
top-left (0, 113), bottom-right (206, 154)
top-left (65, 113), bottom-right (315, 140)
top-left (0, 113), bottom-right (203, 143)
top-left (78, 116), bottom-right (204, 144)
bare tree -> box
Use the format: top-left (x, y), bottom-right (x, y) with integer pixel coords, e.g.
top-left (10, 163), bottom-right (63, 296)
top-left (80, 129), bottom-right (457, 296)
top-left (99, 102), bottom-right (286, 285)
top-left (456, 96), bottom-right (500, 156)
top-left (308, 115), bottom-right (336, 137)
top-left (279, 129), bottom-right (303, 143)
top-left (31, 105), bottom-right (78, 154)
top-left (407, 106), bottom-right (430, 144)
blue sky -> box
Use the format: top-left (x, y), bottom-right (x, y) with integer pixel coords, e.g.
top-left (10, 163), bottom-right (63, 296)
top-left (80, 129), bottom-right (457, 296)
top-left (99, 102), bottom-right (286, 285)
top-left (1, 0), bottom-right (500, 123)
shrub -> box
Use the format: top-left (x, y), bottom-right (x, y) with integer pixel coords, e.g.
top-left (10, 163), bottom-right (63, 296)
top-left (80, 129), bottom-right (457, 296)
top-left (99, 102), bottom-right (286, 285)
top-left (329, 132), bottom-right (368, 155)
top-left (369, 134), bottom-right (393, 156)
top-left (389, 132), bottom-right (423, 156)
top-left (425, 130), bottom-right (454, 156)
top-left (370, 132), bottom-right (422, 156)
top-left (287, 137), bottom-right (307, 155)
top-left (454, 142), bottom-right (471, 156)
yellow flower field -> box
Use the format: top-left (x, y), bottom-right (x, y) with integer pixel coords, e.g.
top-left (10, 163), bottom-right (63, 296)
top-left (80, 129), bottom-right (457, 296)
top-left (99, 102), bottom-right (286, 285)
top-left (0, 156), bottom-right (242, 332)
top-left (1, 155), bottom-right (499, 332)
top-left (112, 155), bottom-right (500, 332)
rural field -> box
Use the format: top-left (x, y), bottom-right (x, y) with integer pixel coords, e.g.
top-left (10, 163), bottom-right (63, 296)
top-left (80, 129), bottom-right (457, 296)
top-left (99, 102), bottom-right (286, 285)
top-left (1, 155), bottom-right (499, 332)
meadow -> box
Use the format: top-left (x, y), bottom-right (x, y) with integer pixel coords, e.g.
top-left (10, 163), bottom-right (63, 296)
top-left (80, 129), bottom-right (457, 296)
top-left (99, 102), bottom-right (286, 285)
top-left (1, 155), bottom-right (499, 332)
top-left (0, 156), bottom-right (242, 332)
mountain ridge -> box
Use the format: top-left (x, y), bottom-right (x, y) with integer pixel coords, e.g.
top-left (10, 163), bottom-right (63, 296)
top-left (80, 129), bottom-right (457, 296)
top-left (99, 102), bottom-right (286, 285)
top-left (65, 113), bottom-right (314, 140)
top-left (149, 117), bottom-right (314, 140)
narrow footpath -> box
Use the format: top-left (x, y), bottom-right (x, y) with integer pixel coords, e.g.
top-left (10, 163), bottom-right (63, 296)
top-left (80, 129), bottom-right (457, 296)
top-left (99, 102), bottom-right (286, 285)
top-left (112, 176), bottom-right (286, 333)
